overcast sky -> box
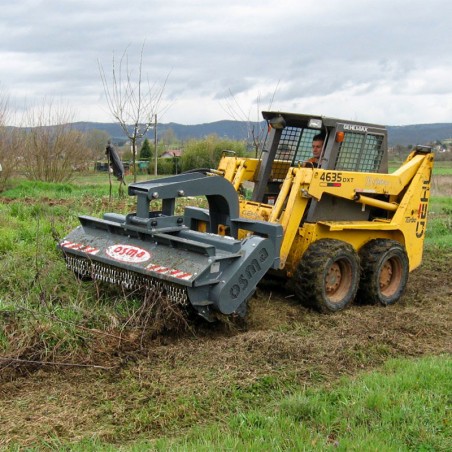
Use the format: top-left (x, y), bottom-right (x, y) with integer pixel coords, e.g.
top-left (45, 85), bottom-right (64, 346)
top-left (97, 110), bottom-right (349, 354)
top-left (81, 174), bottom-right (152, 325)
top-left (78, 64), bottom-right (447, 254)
top-left (1, 0), bottom-right (451, 126)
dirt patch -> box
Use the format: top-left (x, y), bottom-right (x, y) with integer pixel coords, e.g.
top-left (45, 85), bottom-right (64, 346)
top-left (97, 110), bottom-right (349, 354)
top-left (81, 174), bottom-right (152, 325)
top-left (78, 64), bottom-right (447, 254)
top-left (0, 247), bottom-right (451, 447)
top-left (431, 174), bottom-right (452, 196)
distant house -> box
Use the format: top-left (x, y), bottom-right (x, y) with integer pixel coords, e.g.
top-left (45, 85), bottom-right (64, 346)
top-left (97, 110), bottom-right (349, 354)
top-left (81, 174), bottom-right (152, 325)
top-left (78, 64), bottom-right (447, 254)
top-left (160, 149), bottom-right (182, 159)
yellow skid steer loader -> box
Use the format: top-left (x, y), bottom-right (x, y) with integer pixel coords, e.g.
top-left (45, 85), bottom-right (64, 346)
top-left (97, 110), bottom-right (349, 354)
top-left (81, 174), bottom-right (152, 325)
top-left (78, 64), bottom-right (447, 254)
top-left (59, 111), bottom-right (434, 320)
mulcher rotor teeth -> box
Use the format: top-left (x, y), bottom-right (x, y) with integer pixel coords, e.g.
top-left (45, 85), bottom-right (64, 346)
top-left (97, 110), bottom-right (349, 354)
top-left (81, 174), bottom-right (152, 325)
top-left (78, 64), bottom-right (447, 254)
top-left (65, 254), bottom-right (189, 306)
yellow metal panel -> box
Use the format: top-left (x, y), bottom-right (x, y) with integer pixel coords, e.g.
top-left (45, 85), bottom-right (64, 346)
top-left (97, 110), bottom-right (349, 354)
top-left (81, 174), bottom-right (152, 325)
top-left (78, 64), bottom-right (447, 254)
top-left (277, 169), bottom-right (311, 268)
top-left (268, 169), bottom-right (294, 223)
top-left (317, 221), bottom-right (397, 231)
top-left (390, 154), bottom-right (434, 270)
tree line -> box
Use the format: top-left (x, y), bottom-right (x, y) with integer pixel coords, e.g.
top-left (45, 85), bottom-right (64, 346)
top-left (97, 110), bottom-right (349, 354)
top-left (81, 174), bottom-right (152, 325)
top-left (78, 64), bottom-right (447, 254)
top-left (0, 103), bottom-right (250, 191)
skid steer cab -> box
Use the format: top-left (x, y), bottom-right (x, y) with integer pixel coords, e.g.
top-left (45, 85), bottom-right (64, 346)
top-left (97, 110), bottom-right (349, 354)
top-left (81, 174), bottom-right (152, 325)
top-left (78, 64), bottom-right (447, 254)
top-left (59, 110), bottom-right (434, 320)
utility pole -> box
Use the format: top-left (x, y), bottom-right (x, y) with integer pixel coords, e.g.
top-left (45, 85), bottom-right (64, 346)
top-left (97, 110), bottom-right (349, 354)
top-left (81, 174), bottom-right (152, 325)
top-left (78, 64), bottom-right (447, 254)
top-left (154, 114), bottom-right (158, 176)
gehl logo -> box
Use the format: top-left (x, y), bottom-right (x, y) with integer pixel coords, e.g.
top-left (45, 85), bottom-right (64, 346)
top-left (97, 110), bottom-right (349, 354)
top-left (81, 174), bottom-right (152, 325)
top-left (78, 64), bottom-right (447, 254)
top-left (230, 248), bottom-right (269, 299)
top-left (416, 170), bottom-right (432, 238)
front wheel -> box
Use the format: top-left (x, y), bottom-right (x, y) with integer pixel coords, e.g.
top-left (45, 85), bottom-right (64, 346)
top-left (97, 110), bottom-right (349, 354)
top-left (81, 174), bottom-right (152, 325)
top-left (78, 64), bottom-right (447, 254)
top-left (294, 239), bottom-right (360, 313)
top-left (357, 239), bottom-right (409, 306)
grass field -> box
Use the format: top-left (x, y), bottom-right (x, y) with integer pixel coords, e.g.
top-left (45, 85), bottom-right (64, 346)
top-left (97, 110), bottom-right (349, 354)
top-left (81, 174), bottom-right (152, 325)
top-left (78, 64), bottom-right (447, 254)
top-left (389, 159), bottom-right (452, 175)
top-left (149, 355), bottom-right (452, 451)
top-left (10, 355), bottom-right (446, 451)
top-left (0, 164), bottom-right (451, 450)
top-left (431, 160), bottom-right (452, 175)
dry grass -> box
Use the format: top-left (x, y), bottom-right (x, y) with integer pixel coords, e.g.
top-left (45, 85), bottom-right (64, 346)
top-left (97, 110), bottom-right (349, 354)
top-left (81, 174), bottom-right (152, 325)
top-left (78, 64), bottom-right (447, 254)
top-left (0, 174), bottom-right (450, 447)
top-left (0, 247), bottom-right (450, 447)
top-left (431, 174), bottom-right (452, 196)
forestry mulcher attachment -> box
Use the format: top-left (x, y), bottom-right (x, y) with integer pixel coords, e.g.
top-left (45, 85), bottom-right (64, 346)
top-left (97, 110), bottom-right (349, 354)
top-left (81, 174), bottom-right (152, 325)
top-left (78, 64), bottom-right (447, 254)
top-left (59, 111), bottom-right (434, 320)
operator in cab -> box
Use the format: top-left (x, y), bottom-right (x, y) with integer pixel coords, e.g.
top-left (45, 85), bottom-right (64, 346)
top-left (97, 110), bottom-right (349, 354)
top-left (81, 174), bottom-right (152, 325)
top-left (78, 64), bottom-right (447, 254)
top-left (303, 133), bottom-right (325, 168)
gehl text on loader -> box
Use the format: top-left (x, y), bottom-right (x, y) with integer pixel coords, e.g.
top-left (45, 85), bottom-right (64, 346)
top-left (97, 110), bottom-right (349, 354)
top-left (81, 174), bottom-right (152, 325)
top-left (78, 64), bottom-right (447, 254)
top-left (59, 111), bottom-right (434, 321)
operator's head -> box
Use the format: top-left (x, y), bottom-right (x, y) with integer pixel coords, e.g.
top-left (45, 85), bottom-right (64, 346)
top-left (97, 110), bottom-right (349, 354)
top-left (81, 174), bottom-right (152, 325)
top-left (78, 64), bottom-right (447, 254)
top-left (312, 133), bottom-right (325, 159)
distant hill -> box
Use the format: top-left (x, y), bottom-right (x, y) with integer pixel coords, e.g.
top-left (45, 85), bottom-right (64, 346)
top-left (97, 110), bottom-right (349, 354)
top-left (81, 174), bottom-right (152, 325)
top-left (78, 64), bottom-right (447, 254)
top-left (72, 120), bottom-right (452, 147)
top-left (386, 123), bottom-right (452, 146)
top-left (72, 120), bottom-right (257, 144)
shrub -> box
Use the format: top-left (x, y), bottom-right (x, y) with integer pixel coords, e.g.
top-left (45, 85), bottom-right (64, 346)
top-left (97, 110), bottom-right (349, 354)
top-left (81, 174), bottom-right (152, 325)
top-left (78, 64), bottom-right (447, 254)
top-left (179, 135), bottom-right (247, 172)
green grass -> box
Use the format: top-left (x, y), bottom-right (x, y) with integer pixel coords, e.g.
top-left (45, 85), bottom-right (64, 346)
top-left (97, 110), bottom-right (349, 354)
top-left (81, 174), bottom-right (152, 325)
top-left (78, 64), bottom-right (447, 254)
top-left (1, 174), bottom-right (451, 450)
top-left (150, 356), bottom-right (451, 451)
top-left (431, 160), bottom-right (452, 175)
top-left (1, 174), bottom-right (160, 199)
top-left (29, 355), bottom-right (450, 451)
top-left (389, 159), bottom-right (452, 175)
top-left (0, 191), bottom-right (143, 358)
top-left (1, 178), bottom-right (114, 199)
top-left (159, 356), bottom-right (450, 452)
top-left (0, 177), bottom-right (449, 355)
top-left (425, 196), bottom-right (452, 247)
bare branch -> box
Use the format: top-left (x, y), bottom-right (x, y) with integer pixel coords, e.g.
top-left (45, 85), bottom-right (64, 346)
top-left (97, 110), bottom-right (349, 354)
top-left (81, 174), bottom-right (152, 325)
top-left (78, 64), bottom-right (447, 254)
top-left (99, 43), bottom-right (169, 181)
top-left (220, 82), bottom-right (281, 157)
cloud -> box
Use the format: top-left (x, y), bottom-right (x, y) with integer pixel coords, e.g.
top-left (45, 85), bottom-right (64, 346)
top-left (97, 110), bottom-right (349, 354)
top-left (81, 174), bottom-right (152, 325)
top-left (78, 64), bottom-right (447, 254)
top-left (0, 0), bottom-right (451, 125)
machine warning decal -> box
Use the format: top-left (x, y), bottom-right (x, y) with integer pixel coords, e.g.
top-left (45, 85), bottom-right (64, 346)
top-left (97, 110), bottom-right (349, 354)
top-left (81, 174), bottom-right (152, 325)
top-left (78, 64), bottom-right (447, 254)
top-left (146, 263), bottom-right (193, 281)
top-left (60, 240), bottom-right (99, 255)
top-left (106, 244), bottom-right (151, 263)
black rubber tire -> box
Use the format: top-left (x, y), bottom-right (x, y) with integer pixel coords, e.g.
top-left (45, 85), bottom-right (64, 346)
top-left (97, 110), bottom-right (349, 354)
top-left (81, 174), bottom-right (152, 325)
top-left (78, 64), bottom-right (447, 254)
top-left (294, 239), bottom-right (360, 313)
top-left (357, 239), bottom-right (409, 306)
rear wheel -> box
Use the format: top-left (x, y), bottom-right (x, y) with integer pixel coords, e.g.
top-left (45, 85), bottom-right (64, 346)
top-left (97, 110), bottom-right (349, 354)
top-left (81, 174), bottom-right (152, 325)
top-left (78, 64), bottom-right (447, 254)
top-left (358, 239), bottom-right (409, 306)
top-left (294, 239), bottom-right (360, 313)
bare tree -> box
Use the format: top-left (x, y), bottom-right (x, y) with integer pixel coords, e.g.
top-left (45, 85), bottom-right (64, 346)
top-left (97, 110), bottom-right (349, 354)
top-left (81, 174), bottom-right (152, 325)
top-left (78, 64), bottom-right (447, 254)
top-left (0, 127), bottom-right (26, 191)
top-left (21, 100), bottom-right (91, 182)
top-left (221, 83), bottom-right (280, 157)
top-left (0, 87), bottom-right (9, 126)
top-left (0, 90), bottom-right (23, 191)
top-left (84, 129), bottom-right (111, 161)
top-left (99, 43), bottom-right (169, 182)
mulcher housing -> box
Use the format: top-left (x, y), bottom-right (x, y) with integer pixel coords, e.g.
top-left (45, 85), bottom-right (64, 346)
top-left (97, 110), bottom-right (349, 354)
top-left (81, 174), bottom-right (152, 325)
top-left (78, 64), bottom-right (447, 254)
top-left (60, 172), bottom-right (282, 320)
top-left (59, 111), bottom-right (434, 319)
